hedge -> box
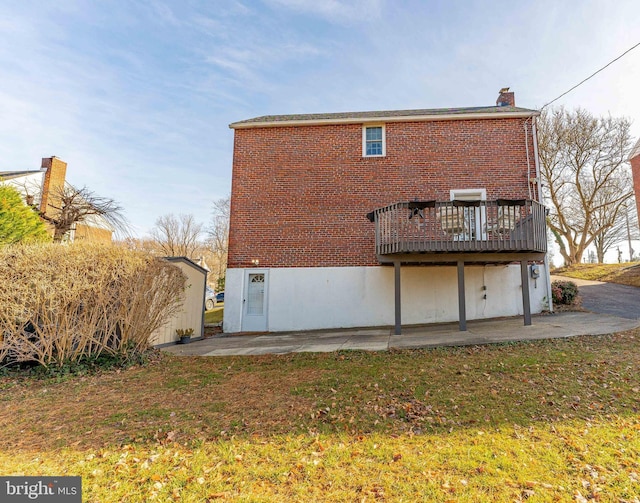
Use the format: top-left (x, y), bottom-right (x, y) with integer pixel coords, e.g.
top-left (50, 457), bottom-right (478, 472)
top-left (0, 243), bottom-right (185, 367)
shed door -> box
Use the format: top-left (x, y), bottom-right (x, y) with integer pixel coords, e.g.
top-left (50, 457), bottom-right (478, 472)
top-left (242, 271), bottom-right (268, 332)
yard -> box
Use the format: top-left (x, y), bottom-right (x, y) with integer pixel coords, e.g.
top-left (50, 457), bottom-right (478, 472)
top-left (1, 331), bottom-right (639, 502)
top-left (205, 304), bottom-right (224, 324)
top-left (553, 262), bottom-right (640, 288)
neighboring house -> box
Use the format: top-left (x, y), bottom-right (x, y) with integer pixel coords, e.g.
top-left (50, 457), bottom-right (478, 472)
top-left (225, 89), bottom-right (551, 334)
top-left (0, 156), bottom-right (113, 243)
top-left (630, 138), bottom-right (640, 225)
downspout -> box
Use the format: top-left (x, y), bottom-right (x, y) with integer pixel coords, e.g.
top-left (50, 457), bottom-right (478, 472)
top-left (532, 116), bottom-right (554, 313)
top-left (524, 119), bottom-right (533, 200)
top-left (531, 116), bottom-right (543, 202)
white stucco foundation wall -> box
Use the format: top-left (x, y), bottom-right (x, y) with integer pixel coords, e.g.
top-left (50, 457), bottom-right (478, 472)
top-left (223, 264), bottom-right (549, 333)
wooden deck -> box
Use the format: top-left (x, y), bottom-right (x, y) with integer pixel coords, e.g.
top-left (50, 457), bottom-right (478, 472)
top-left (366, 199), bottom-right (549, 333)
top-left (368, 199), bottom-right (547, 262)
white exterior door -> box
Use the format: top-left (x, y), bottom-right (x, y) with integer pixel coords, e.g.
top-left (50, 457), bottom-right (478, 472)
top-left (242, 271), bottom-right (268, 332)
top-left (450, 188), bottom-right (487, 240)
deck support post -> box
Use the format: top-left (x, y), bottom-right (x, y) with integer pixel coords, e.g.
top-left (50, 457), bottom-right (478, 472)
top-left (457, 260), bottom-right (467, 331)
top-left (520, 260), bottom-right (532, 326)
top-left (394, 261), bottom-right (402, 335)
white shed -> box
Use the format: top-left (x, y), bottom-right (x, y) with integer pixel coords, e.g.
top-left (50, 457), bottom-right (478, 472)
top-left (151, 257), bottom-right (207, 346)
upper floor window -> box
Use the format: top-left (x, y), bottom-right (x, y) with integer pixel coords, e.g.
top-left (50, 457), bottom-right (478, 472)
top-left (363, 125), bottom-right (385, 157)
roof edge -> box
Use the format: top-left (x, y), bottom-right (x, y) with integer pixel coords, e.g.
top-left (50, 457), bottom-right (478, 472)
top-left (164, 256), bottom-right (209, 274)
top-left (229, 110), bottom-right (540, 129)
top-left (0, 170), bottom-right (44, 178)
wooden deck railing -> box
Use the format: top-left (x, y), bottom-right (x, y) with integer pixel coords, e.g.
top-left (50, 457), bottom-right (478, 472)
top-left (367, 199), bottom-right (548, 256)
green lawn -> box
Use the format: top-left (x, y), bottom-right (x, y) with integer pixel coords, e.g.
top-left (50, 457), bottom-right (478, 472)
top-left (553, 262), bottom-right (640, 287)
top-left (1, 331), bottom-right (640, 501)
top-left (204, 304), bottom-right (223, 324)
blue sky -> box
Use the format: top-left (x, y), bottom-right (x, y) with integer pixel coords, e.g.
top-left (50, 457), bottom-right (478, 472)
top-left (1, 0), bottom-right (639, 237)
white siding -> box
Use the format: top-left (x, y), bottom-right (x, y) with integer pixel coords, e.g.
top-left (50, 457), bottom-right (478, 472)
top-left (223, 264), bottom-right (549, 333)
top-left (2, 172), bottom-right (45, 206)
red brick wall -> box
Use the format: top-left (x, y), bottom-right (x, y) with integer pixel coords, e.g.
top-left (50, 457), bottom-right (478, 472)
top-left (632, 154), bottom-right (640, 225)
top-left (229, 117), bottom-right (539, 268)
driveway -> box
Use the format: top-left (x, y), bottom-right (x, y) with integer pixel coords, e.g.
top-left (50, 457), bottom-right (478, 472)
top-left (552, 275), bottom-right (640, 320)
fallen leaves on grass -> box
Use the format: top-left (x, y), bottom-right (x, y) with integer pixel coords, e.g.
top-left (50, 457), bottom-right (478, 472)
top-left (1, 331), bottom-right (640, 501)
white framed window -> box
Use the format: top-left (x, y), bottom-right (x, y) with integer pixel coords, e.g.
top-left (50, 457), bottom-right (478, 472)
top-left (449, 188), bottom-right (486, 202)
top-left (363, 124), bottom-right (385, 157)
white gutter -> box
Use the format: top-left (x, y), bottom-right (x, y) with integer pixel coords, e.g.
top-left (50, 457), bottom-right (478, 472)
top-left (230, 110), bottom-right (540, 129)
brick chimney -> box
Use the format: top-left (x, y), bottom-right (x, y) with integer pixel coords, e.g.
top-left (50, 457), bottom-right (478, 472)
top-left (496, 87), bottom-right (515, 107)
top-left (39, 156), bottom-right (67, 217)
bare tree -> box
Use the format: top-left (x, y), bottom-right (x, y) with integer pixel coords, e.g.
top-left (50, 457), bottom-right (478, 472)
top-left (116, 236), bottom-right (164, 255)
top-left (538, 107), bottom-right (634, 265)
top-left (39, 185), bottom-right (129, 242)
top-left (13, 180), bottom-right (128, 242)
top-left (150, 213), bottom-right (204, 258)
top-left (591, 198), bottom-right (639, 262)
top-left (206, 196), bottom-right (230, 288)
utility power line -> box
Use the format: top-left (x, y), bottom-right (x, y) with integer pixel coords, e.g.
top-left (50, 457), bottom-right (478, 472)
top-left (541, 40), bottom-right (640, 111)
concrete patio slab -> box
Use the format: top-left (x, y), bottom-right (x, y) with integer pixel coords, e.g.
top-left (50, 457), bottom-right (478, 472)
top-left (340, 339), bottom-right (390, 351)
top-left (293, 343), bottom-right (349, 353)
top-left (162, 311), bottom-right (640, 357)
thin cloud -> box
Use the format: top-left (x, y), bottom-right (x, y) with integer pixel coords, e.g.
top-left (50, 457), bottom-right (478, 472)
top-left (144, 0), bottom-right (183, 26)
top-left (201, 36), bottom-right (326, 98)
top-left (264, 0), bottom-right (384, 23)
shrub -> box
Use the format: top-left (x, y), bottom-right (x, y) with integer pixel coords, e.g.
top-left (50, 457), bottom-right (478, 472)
top-left (551, 280), bottom-right (578, 305)
top-left (0, 184), bottom-right (51, 244)
top-left (0, 242), bottom-right (185, 368)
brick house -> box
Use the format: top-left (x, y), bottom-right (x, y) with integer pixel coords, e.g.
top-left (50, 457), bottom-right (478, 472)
top-left (630, 138), bottom-right (640, 226)
top-left (0, 156), bottom-right (113, 243)
top-left (225, 89), bottom-right (551, 334)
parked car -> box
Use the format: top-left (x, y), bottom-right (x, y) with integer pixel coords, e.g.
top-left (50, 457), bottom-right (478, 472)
top-left (205, 286), bottom-right (216, 310)
top-left (216, 291), bottom-right (224, 303)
